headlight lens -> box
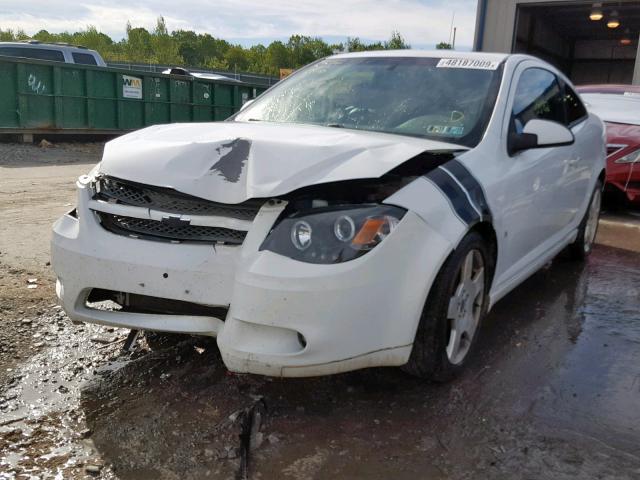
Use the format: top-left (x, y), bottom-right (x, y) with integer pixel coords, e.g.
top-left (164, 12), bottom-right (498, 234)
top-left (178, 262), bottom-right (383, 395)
top-left (615, 148), bottom-right (640, 164)
top-left (334, 215), bottom-right (356, 242)
top-left (260, 204), bottom-right (406, 264)
top-left (291, 220), bottom-right (313, 250)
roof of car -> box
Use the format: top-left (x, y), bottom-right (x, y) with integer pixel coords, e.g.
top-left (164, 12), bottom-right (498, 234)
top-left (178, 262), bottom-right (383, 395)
top-left (576, 84), bottom-right (640, 95)
top-left (0, 41), bottom-right (92, 52)
top-left (331, 49), bottom-right (510, 62)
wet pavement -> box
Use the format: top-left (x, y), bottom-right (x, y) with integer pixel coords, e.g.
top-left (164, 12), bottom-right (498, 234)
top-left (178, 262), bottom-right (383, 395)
top-left (1, 244), bottom-right (639, 479)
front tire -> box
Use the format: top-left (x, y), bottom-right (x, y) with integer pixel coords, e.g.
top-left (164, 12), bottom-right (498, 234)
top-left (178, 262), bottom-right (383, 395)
top-left (568, 179), bottom-right (602, 260)
top-left (402, 231), bottom-right (492, 382)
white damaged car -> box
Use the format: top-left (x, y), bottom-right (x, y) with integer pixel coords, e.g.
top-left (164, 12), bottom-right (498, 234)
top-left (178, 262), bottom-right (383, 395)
top-left (52, 51), bottom-right (605, 380)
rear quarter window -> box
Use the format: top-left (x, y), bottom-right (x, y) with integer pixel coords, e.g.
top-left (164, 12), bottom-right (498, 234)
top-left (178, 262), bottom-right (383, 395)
top-left (563, 84), bottom-right (588, 126)
top-left (0, 47), bottom-right (64, 62)
top-left (72, 52), bottom-right (98, 65)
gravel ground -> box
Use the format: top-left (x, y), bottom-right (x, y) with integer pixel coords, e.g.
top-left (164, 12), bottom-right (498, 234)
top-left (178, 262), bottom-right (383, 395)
top-left (1, 141), bottom-right (640, 479)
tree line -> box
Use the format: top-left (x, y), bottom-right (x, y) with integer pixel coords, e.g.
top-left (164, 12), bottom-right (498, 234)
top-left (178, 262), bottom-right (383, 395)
top-left (0, 17), bottom-right (421, 76)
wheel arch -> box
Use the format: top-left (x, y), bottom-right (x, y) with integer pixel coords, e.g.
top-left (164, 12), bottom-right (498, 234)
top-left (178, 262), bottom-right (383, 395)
top-left (598, 168), bottom-right (606, 185)
top-left (466, 221), bottom-right (498, 290)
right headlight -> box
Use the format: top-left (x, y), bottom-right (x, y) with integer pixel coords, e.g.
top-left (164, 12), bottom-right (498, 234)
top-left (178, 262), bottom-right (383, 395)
top-left (260, 204), bottom-right (406, 264)
top-left (615, 148), bottom-right (640, 164)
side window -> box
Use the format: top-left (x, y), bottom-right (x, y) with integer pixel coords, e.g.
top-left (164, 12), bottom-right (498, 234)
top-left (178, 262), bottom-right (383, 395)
top-left (563, 84), bottom-right (587, 126)
top-left (511, 68), bottom-right (565, 133)
top-left (0, 47), bottom-right (64, 62)
top-left (72, 52), bottom-right (98, 65)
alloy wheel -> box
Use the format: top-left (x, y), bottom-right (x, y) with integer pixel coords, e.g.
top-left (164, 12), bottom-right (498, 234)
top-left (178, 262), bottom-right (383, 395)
top-left (446, 249), bottom-right (485, 365)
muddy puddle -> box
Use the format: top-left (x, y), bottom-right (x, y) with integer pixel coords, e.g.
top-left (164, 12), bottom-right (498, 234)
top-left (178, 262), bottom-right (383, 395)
top-left (1, 245), bottom-right (640, 479)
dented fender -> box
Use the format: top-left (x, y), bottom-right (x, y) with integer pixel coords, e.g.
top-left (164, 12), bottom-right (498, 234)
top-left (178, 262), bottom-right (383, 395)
top-left (386, 158), bottom-right (493, 247)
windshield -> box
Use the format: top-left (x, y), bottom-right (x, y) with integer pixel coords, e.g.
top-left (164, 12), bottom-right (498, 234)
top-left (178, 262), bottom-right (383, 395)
top-left (235, 56), bottom-right (504, 147)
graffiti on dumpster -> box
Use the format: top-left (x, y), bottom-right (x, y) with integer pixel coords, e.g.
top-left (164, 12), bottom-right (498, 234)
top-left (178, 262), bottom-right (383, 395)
top-left (27, 74), bottom-right (47, 95)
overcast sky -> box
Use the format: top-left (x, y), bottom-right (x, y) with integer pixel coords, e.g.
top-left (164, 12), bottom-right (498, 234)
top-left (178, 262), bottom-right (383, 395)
top-left (1, 0), bottom-right (478, 49)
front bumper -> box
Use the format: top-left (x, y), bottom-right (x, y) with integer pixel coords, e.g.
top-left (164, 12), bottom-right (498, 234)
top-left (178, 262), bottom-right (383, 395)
top-left (51, 176), bottom-right (258, 335)
top-left (217, 211), bottom-right (452, 377)
top-left (52, 178), bottom-right (452, 376)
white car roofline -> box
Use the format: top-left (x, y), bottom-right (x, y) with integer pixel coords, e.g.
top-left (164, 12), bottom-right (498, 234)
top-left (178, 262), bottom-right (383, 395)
top-left (331, 49), bottom-right (510, 62)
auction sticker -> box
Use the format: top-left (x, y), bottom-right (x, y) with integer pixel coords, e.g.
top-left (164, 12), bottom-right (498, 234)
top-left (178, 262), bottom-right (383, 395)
top-left (437, 58), bottom-right (500, 70)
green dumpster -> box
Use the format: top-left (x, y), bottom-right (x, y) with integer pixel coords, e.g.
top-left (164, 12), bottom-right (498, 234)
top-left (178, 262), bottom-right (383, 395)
top-left (0, 55), bottom-right (268, 135)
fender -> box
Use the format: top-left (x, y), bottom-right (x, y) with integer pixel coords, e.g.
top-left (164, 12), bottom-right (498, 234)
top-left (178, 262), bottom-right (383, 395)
top-left (386, 158), bottom-right (493, 247)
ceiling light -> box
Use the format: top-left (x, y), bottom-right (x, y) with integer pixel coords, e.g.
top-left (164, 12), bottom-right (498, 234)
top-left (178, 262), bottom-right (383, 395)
top-left (607, 10), bottom-right (620, 29)
top-left (620, 28), bottom-right (633, 45)
top-left (590, 3), bottom-right (603, 21)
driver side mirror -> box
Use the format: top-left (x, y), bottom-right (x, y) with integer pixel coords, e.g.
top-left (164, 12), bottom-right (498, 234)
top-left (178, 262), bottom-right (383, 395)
top-left (508, 119), bottom-right (574, 155)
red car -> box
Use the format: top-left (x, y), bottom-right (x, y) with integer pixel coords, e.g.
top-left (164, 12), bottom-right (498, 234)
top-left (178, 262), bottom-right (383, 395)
top-left (577, 85), bottom-right (640, 204)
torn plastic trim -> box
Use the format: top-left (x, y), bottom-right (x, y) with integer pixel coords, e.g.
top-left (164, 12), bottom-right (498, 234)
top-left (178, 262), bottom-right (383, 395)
top-left (259, 149), bottom-right (464, 241)
top-left (276, 149), bottom-right (464, 210)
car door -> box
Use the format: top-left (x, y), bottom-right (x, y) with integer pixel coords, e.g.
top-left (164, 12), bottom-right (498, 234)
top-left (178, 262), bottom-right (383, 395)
top-left (557, 82), bottom-right (592, 225)
top-left (498, 65), bottom-right (573, 281)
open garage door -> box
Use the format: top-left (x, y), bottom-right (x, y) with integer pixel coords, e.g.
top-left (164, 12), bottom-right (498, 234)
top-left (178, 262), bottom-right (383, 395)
top-left (514, 1), bottom-right (640, 84)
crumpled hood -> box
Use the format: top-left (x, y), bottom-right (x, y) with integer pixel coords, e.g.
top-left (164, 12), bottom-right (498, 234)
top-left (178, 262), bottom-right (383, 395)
top-left (100, 121), bottom-right (466, 204)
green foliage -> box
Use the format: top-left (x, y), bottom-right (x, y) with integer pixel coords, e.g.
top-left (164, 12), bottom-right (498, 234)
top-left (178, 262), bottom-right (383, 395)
top-left (0, 21), bottom-right (411, 76)
top-left (385, 31), bottom-right (410, 50)
top-left (436, 42), bottom-right (453, 50)
top-left (347, 37), bottom-right (384, 52)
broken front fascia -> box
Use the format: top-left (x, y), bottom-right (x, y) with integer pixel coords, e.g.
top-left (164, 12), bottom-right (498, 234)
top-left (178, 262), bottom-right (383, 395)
top-left (52, 147), bottom-right (463, 376)
top-left (87, 148), bottom-right (460, 265)
top-left (59, 148), bottom-right (460, 315)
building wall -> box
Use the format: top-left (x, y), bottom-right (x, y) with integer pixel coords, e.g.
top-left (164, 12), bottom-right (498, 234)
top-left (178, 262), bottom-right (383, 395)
top-left (473, 0), bottom-right (564, 53)
top-left (474, 0), bottom-right (640, 84)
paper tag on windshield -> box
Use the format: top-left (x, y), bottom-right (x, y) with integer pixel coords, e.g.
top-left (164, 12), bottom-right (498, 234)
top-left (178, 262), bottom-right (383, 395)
top-left (437, 58), bottom-right (500, 70)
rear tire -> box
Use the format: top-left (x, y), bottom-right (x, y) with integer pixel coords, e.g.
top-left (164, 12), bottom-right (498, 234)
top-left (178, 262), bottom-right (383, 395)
top-left (568, 179), bottom-right (602, 261)
top-left (402, 231), bottom-right (492, 382)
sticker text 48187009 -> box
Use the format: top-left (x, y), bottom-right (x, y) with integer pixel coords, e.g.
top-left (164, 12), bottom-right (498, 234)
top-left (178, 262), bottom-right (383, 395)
top-left (437, 58), bottom-right (500, 70)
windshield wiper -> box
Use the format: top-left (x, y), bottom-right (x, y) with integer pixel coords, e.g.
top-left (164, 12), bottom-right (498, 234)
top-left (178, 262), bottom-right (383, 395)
top-left (326, 123), bottom-right (345, 128)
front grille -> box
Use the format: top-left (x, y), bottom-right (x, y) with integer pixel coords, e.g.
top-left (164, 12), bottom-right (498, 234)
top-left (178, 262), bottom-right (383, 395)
top-left (96, 176), bottom-right (262, 220)
top-left (93, 176), bottom-right (263, 245)
top-left (97, 212), bottom-right (247, 245)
